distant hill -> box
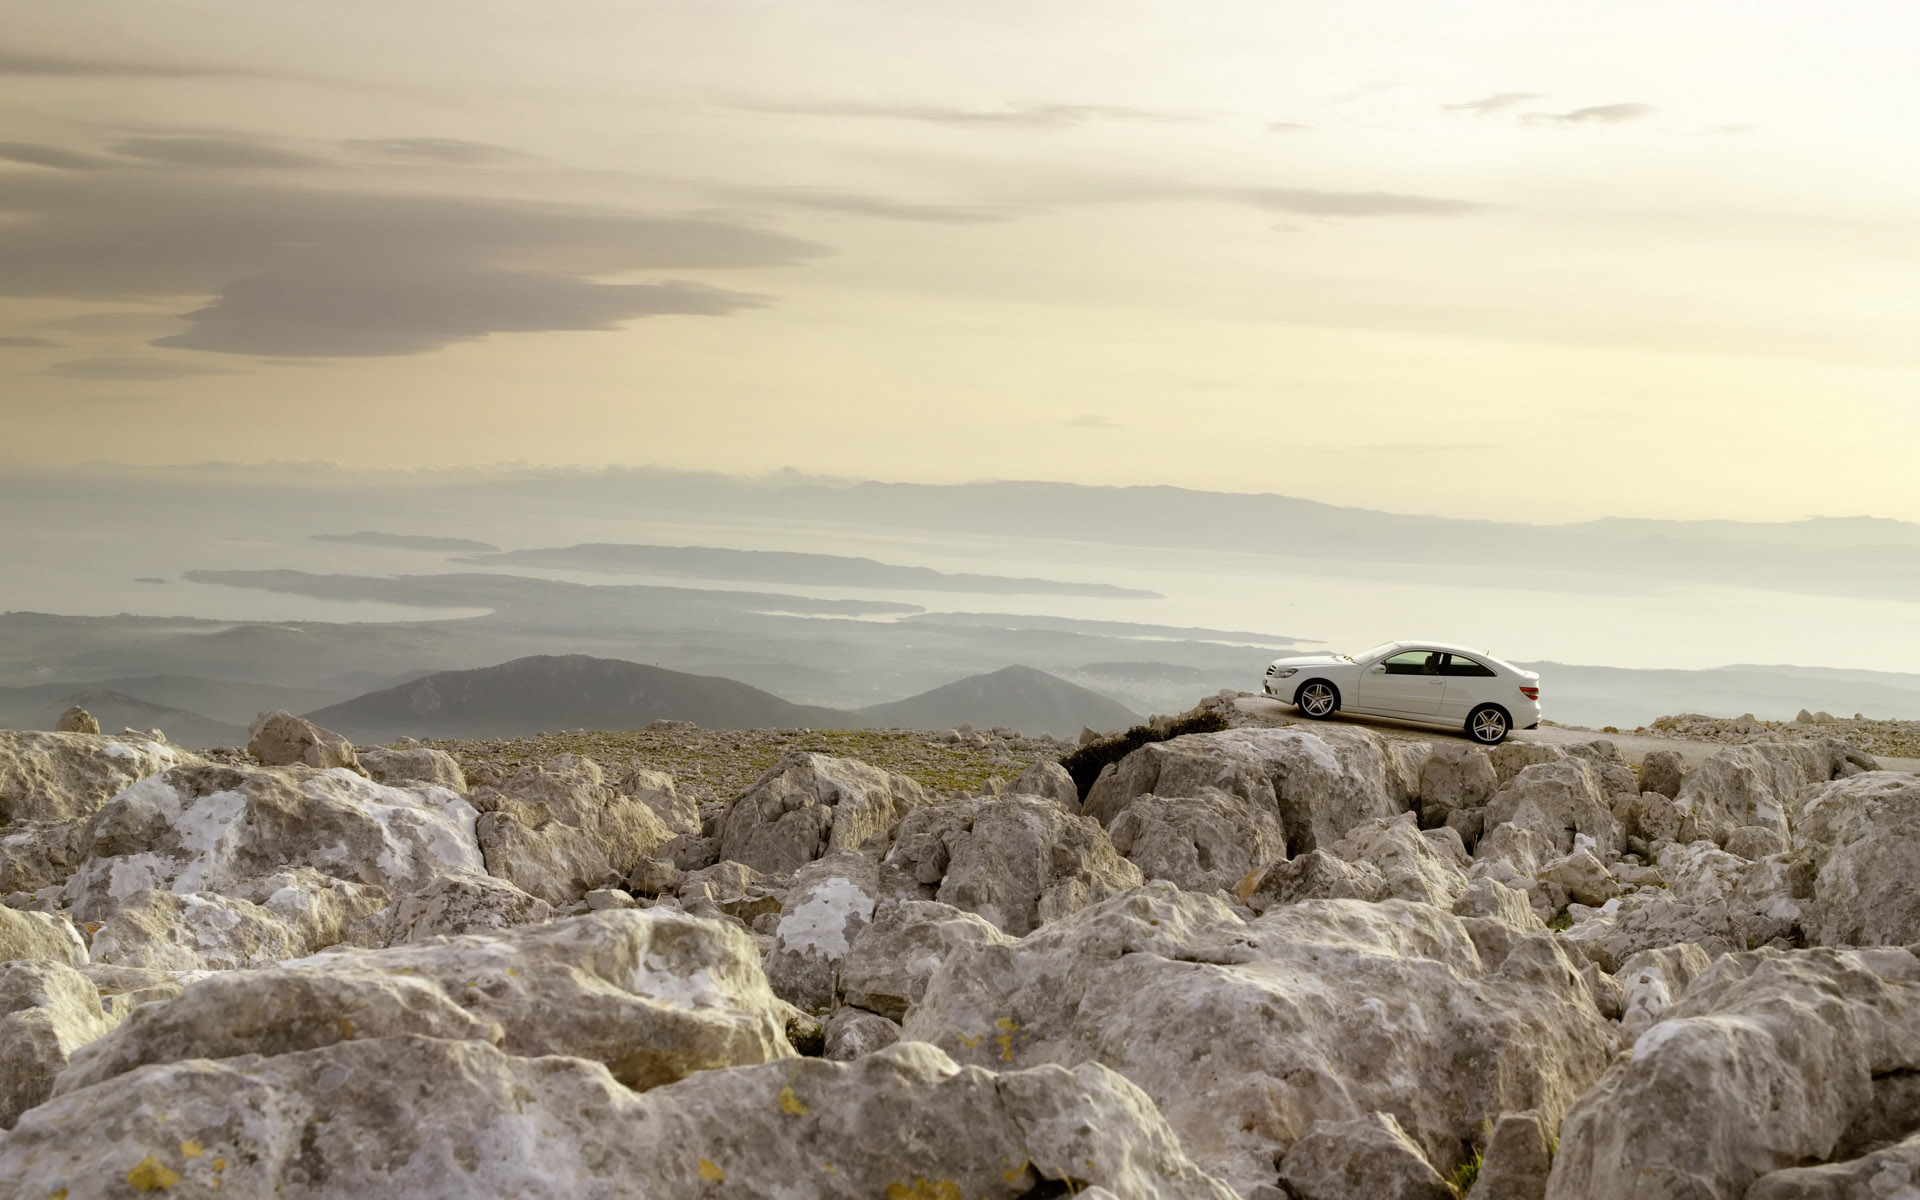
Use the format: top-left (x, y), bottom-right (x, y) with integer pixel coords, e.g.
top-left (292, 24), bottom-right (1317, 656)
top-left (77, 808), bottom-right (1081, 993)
top-left (1515, 661), bottom-right (1920, 728)
top-left (313, 531), bottom-right (500, 552)
top-left (304, 654), bottom-right (850, 742)
top-left (856, 665), bottom-right (1138, 739)
top-left (0, 685), bottom-right (246, 748)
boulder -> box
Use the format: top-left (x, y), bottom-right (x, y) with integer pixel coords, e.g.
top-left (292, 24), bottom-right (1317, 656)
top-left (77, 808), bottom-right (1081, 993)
top-left (1616, 790), bottom-right (1683, 846)
top-left (469, 754), bottom-right (678, 905)
top-left (1537, 849), bottom-right (1620, 907)
top-left (0, 906), bottom-right (87, 967)
top-left (86, 890), bottom-right (313, 971)
top-left (1108, 787), bottom-right (1288, 895)
top-left (355, 745), bottom-right (466, 792)
top-left (1081, 727), bottom-right (1414, 853)
top-left (1557, 889), bottom-right (1738, 972)
top-left (839, 900), bottom-right (1012, 1021)
top-left (0, 959), bottom-right (116, 1128)
top-left (55, 706), bottom-right (99, 735)
top-left (60, 762), bottom-right (482, 923)
top-left (0, 730), bottom-right (195, 825)
top-left (1277, 1111), bottom-right (1454, 1200)
top-left (1639, 749), bottom-right (1687, 799)
top-left (1009, 758), bottom-right (1078, 809)
top-left (1615, 942), bottom-right (1713, 1041)
top-left (1325, 812), bottom-right (1469, 907)
top-left (1746, 1132), bottom-right (1920, 1200)
top-left (717, 752), bottom-right (929, 875)
top-left (765, 852), bottom-right (884, 1012)
top-left (1489, 742), bottom-right (1567, 786)
top-left (1795, 771), bottom-right (1920, 947)
top-left (886, 795), bottom-right (1142, 935)
top-left (907, 883), bottom-right (1615, 1194)
top-left (1452, 877), bottom-right (1546, 933)
top-left (1675, 740), bottom-right (1870, 846)
top-left (0, 818), bottom-right (91, 895)
top-left (1546, 945), bottom-right (1920, 1199)
top-left (677, 860), bottom-right (788, 923)
top-left (1245, 848), bottom-right (1385, 911)
top-left (1473, 1109), bottom-right (1555, 1200)
top-left (1418, 743), bottom-right (1498, 828)
top-left (247, 710), bottom-right (360, 772)
top-left (1, 1038), bottom-right (1239, 1198)
top-left (1483, 760), bottom-right (1621, 858)
top-left (821, 1006), bottom-right (900, 1060)
top-left (377, 871), bottom-right (554, 943)
top-left (60, 909), bottom-right (794, 1094)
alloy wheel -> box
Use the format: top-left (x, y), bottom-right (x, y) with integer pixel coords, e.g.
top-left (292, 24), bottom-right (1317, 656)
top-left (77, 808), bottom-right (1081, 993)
top-left (1472, 708), bottom-right (1508, 743)
top-left (1300, 683), bottom-right (1335, 717)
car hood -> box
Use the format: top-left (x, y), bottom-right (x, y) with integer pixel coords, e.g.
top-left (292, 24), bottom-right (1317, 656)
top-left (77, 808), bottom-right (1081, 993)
top-left (1266, 653), bottom-right (1352, 669)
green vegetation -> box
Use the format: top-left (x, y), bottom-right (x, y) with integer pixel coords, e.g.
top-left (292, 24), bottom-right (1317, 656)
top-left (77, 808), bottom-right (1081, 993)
top-left (1448, 1149), bottom-right (1482, 1194)
top-left (1058, 709), bottom-right (1231, 799)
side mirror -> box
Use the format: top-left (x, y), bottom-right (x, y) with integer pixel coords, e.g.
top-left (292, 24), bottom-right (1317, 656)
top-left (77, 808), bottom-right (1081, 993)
top-left (1369, 665), bottom-right (1387, 674)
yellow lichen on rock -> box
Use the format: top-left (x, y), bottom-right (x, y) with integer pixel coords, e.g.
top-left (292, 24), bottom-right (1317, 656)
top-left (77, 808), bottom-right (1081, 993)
top-left (179, 1141), bottom-right (203, 1159)
top-left (125, 1156), bottom-right (181, 1191)
top-left (698, 1158), bottom-right (725, 1181)
top-left (884, 1180), bottom-right (964, 1200)
top-left (778, 1085), bottom-right (809, 1115)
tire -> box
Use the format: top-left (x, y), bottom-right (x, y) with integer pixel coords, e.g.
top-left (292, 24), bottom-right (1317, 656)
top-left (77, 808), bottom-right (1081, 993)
top-left (1467, 704), bottom-right (1511, 745)
top-left (1294, 679), bottom-right (1340, 719)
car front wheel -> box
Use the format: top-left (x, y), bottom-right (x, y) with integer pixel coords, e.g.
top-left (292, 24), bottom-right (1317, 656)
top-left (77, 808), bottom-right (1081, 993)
top-left (1467, 704), bottom-right (1510, 745)
top-left (1295, 680), bottom-right (1340, 719)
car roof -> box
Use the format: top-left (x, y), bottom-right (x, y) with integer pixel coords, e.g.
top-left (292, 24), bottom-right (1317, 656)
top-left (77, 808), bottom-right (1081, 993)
top-left (1378, 640), bottom-right (1499, 659)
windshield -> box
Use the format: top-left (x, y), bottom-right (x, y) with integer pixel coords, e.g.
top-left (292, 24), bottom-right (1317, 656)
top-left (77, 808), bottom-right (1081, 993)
top-left (1352, 641), bottom-right (1400, 662)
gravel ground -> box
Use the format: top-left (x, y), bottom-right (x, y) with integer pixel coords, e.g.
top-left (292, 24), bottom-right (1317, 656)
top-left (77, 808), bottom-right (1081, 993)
top-left (422, 723), bottom-right (1073, 808)
top-left (1625, 712), bottom-right (1920, 760)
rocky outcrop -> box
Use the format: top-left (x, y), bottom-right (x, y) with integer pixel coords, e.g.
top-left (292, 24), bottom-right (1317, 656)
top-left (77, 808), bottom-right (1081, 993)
top-left (1795, 771), bottom-right (1920, 947)
top-left (2, 1038), bottom-right (1239, 1199)
top-left (1107, 786), bottom-right (1288, 895)
top-left (468, 754), bottom-right (676, 904)
top-left (247, 710), bottom-right (360, 772)
top-left (821, 1005), bottom-right (900, 1060)
top-left (886, 795), bottom-right (1142, 935)
top-left (1010, 757), bottom-right (1078, 808)
top-left (1081, 727), bottom-right (1417, 853)
top-left (765, 852), bottom-right (884, 1012)
top-left (356, 745), bottom-right (466, 792)
top-left (60, 909), bottom-right (793, 1095)
top-left (1244, 812), bottom-right (1467, 913)
top-left (717, 752), bottom-right (929, 875)
top-left (1482, 759), bottom-right (1622, 859)
top-left (1547, 945), bottom-right (1920, 1199)
top-left (907, 882), bottom-right (1614, 1195)
top-left (1674, 740), bottom-right (1871, 846)
top-left (0, 960), bottom-right (117, 1128)
top-left (838, 899), bottom-right (1013, 1021)
top-left (55, 706), bottom-right (99, 735)
top-left (0, 729), bottom-right (194, 825)
top-left (1276, 1111), bottom-right (1454, 1200)
top-left (0, 907), bottom-right (87, 967)
top-left (1418, 743), bottom-right (1498, 829)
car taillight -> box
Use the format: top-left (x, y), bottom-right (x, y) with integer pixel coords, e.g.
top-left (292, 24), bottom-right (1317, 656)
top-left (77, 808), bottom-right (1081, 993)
top-left (1519, 686), bottom-right (1539, 700)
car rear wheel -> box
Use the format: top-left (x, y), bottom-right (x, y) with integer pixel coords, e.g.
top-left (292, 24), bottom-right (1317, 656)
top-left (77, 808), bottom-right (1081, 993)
top-left (1295, 680), bottom-right (1340, 719)
top-left (1467, 704), bottom-right (1510, 745)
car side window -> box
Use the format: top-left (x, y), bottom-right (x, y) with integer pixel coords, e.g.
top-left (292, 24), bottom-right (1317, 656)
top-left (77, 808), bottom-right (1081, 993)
top-left (1381, 651), bottom-right (1439, 675)
top-left (1442, 653), bottom-right (1497, 677)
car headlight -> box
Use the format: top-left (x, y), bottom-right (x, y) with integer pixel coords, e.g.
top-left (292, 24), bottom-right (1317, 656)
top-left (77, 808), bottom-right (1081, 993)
top-left (1268, 667), bottom-right (1298, 679)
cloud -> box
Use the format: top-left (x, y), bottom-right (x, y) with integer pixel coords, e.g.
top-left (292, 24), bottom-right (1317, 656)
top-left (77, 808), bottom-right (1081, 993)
top-left (1443, 92), bottom-right (1543, 114)
top-left (0, 335), bottom-right (59, 348)
top-left (0, 50), bottom-right (251, 78)
top-left (1230, 187), bottom-right (1487, 217)
top-left (0, 142), bottom-right (114, 170)
top-left (109, 137), bottom-right (324, 169)
top-left (154, 260), bottom-right (768, 356)
top-left (36, 311), bottom-right (184, 336)
top-left (750, 101), bottom-right (1190, 128)
top-left (1066, 413), bottom-right (1122, 429)
top-left (1267, 122), bottom-right (1315, 133)
top-left (1360, 441), bottom-right (1502, 454)
top-left (45, 356), bottom-right (243, 380)
top-left (734, 188), bottom-right (1015, 225)
top-left (1527, 103), bottom-right (1657, 125)
top-left (0, 172), bottom-right (828, 356)
top-left (343, 138), bottom-right (528, 164)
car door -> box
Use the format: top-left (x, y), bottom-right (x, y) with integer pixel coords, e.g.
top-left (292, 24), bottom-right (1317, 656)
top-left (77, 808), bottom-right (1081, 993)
top-left (1353, 649), bottom-right (1445, 716)
top-left (1439, 652), bottom-right (1498, 721)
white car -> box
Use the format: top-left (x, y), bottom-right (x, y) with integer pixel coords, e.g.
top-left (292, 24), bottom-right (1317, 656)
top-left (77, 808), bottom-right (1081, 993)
top-left (1261, 640), bottom-right (1541, 745)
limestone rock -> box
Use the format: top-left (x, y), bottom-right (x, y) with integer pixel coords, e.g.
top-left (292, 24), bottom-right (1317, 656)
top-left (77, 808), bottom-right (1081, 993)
top-left (1081, 726), bottom-right (1414, 853)
top-left (1615, 942), bottom-right (1713, 1041)
top-left (1795, 771), bottom-right (1920, 947)
top-left (1557, 889), bottom-right (1738, 972)
top-left (0, 818), bottom-right (90, 895)
top-left (0, 959), bottom-right (116, 1128)
top-left (356, 745), bottom-right (466, 792)
top-left (1473, 1109), bottom-right (1555, 1200)
top-left (63, 909), bottom-right (794, 1094)
top-left (54, 706), bottom-right (99, 735)
top-left (717, 752), bottom-right (929, 875)
top-left (0, 906), bottom-right (87, 967)
top-left (0, 729), bottom-right (195, 825)
top-left (839, 899), bottom-right (1013, 1021)
top-left (1546, 945), bottom-right (1920, 1199)
top-left (1418, 743), bottom-right (1498, 828)
top-left (61, 762), bottom-right (482, 923)
top-left (822, 1005), bottom-right (900, 1060)
top-left (1245, 847), bottom-right (1384, 911)
top-left (247, 710), bottom-right (360, 772)
top-left (1483, 759), bottom-right (1621, 858)
top-left (1726, 823), bottom-right (1790, 859)
top-left (1489, 742), bottom-right (1567, 786)
top-left (1617, 789), bottom-right (1684, 845)
top-left (1108, 786), bottom-right (1288, 895)
top-left (1452, 877), bottom-right (1545, 933)
top-left (1327, 812), bottom-right (1469, 907)
top-left (886, 795), bottom-right (1142, 935)
top-left (617, 762), bottom-right (699, 836)
top-left (678, 860), bottom-right (788, 923)
top-left (1010, 758), bottom-right (1078, 808)
top-left (1, 1037), bottom-right (1239, 1198)
top-left (765, 852), bottom-right (882, 1012)
top-left (469, 754), bottom-right (677, 905)
top-left (86, 890), bottom-right (312, 971)
top-left (907, 883), bottom-right (1615, 1194)
top-left (1639, 749), bottom-right (1687, 798)
top-left (1277, 1111), bottom-right (1454, 1200)
top-left (1746, 1132), bottom-right (1920, 1200)
top-left (378, 871), bottom-right (553, 943)
top-left (1537, 849), bottom-right (1620, 907)
top-left (1675, 740), bottom-right (1869, 846)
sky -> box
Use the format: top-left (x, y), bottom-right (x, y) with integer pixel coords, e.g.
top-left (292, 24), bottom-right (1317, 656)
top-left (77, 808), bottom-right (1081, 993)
top-left (4, 0), bottom-right (1920, 523)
